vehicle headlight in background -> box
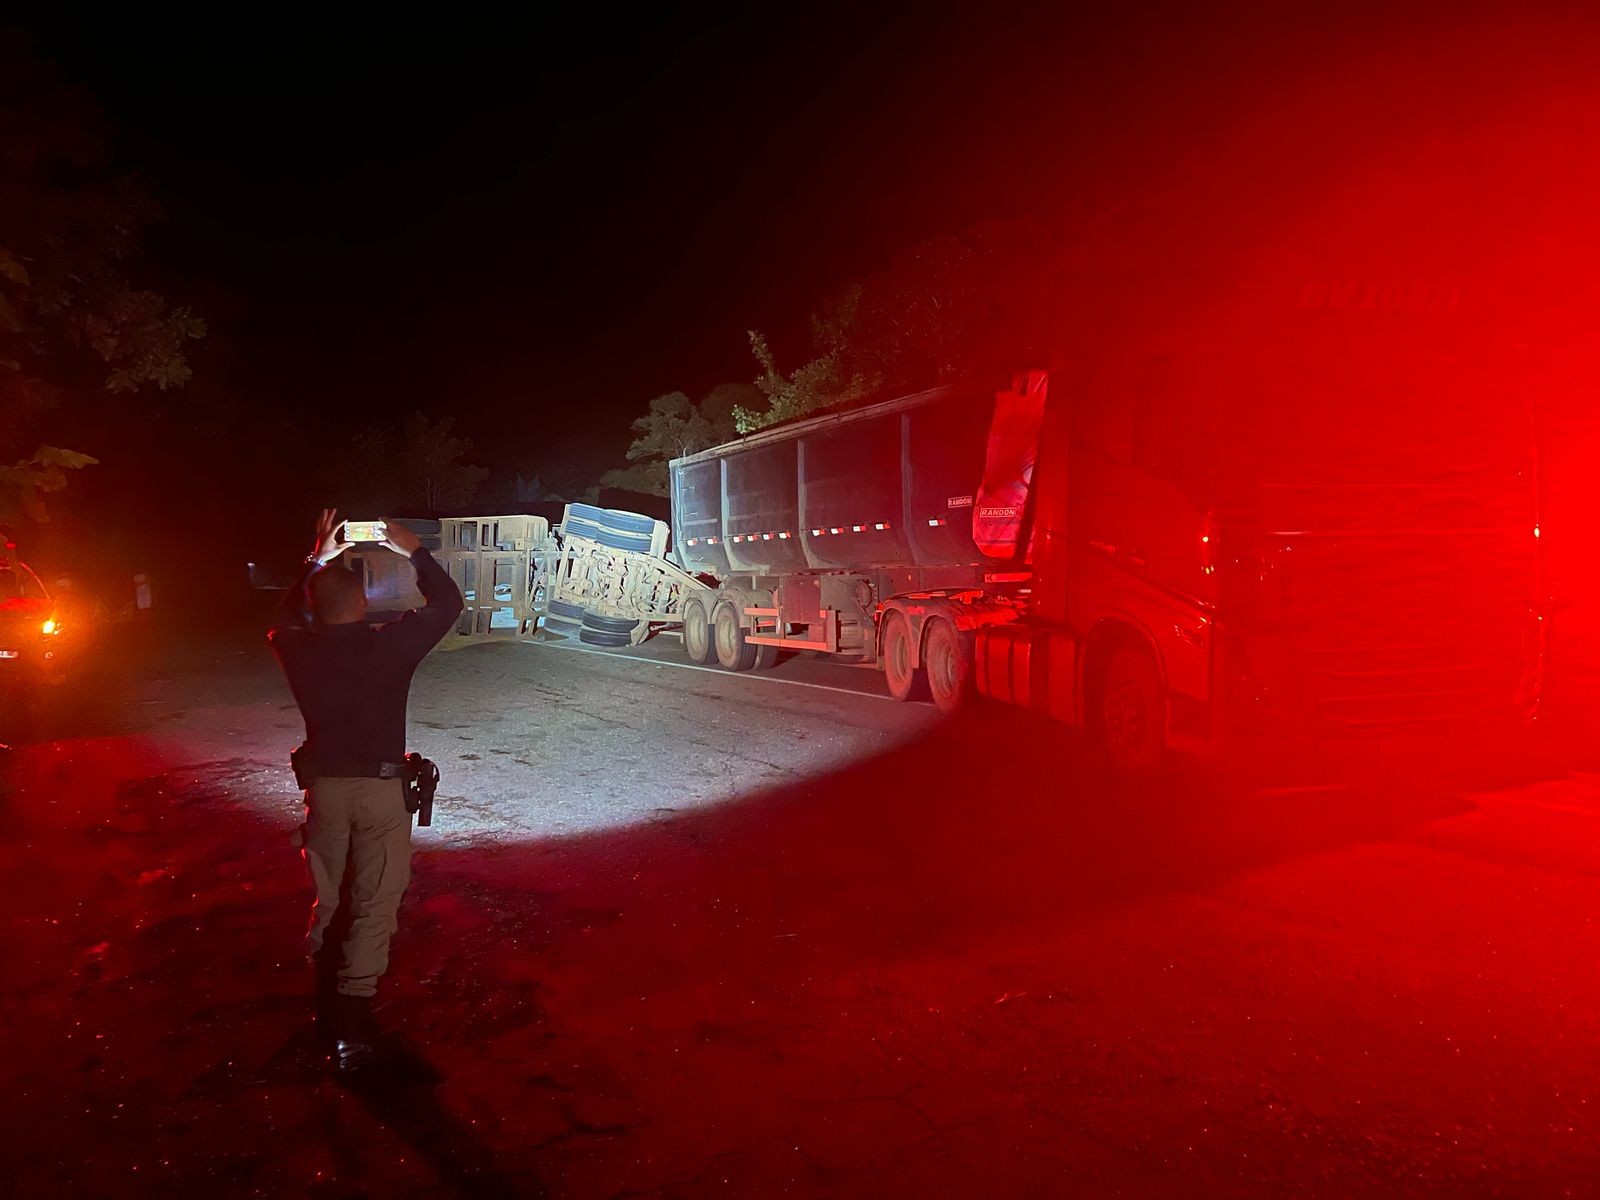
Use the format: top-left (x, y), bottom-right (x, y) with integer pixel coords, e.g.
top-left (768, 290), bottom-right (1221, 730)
top-left (41, 618), bottom-right (59, 635)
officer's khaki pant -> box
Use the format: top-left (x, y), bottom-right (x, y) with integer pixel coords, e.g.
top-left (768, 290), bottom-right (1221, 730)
top-left (302, 777), bottom-right (411, 998)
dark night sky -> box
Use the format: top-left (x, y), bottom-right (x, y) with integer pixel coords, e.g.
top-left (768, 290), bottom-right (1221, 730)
top-left (13, 1), bottom-right (1496, 502)
top-left (11, 0), bottom-right (1582, 604)
top-left (13, 4), bottom-right (1333, 480)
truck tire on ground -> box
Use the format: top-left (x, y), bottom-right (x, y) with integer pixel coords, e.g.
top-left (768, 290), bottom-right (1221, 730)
top-left (681, 595), bottom-right (714, 664)
top-left (578, 626), bottom-right (630, 647)
top-left (713, 600), bottom-right (758, 671)
top-left (882, 612), bottom-right (929, 702)
top-left (923, 619), bottom-right (973, 714)
top-left (581, 612), bottom-right (639, 634)
top-left (544, 599), bottom-right (584, 633)
top-left (1095, 645), bottom-right (1167, 778)
top-left (752, 641), bottom-right (778, 670)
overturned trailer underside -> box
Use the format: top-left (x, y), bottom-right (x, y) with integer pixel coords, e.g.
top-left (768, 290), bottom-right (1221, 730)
top-left (349, 507), bottom-right (710, 650)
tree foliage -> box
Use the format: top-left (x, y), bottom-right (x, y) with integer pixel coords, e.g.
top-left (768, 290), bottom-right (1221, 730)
top-left (510, 473), bottom-right (564, 504)
top-left (600, 222), bottom-right (1063, 489)
top-left (738, 219), bottom-right (1058, 432)
top-left (349, 413), bottom-right (489, 512)
top-left (600, 383), bottom-right (753, 496)
top-left (739, 285), bottom-right (878, 433)
top-left (475, 469), bottom-right (589, 512)
top-left (0, 35), bottom-right (205, 522)
top-left (0, 445), bottom-right (99, 523)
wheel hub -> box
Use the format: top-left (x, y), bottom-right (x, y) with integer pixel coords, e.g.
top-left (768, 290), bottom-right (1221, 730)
top-left (1104, 681), bottom-right (1146, 750)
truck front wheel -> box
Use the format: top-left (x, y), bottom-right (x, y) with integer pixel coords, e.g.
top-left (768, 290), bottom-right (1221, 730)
top-left (1095, 645), bottom-right (1167, 778)
top-left (714, 601), bottom-right (758, 671)
top-left (924, 619), bottom-right (973, 714)
top-left (882, 612), bottom-right (929, 702)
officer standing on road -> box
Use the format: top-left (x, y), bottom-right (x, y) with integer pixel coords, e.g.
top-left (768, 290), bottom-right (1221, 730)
top-left (269, 509), bottom-right (463, 1071)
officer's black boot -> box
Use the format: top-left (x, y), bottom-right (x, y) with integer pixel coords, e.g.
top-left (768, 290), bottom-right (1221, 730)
top-left (332, 993), bottom-right (381, 1074)
top-left (313, 966), bottom-right (339, 1046)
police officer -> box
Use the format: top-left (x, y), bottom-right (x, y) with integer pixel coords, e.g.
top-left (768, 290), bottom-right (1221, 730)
top-left (269, 509), bottom-right (463, 1070)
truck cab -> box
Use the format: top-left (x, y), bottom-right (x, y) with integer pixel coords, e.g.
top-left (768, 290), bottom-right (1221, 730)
top-left (977, 288), bottom-right (1546, 776)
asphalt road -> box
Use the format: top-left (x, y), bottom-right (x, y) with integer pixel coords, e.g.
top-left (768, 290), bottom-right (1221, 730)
top-left (3, 631), bottom-right (1598, 1197)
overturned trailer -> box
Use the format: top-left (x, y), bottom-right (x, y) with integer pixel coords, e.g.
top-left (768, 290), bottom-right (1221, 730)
top-left (349, 506), bottom-right (708, 649)
top-left (542, 504), bottom-right (709, 646)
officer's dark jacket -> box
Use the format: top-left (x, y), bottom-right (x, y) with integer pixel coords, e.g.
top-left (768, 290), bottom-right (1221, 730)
top-left (269, 549), bottom-right (463, 771)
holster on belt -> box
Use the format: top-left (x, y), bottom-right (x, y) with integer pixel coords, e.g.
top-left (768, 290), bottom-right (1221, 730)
top-left (290, 745), bottom-right (316, 791)
top-left (403, 752), bottom-right (440, 827)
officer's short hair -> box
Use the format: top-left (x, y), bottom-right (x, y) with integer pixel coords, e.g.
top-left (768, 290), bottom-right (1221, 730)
top-left (309, 563), bottom-right (365, 623)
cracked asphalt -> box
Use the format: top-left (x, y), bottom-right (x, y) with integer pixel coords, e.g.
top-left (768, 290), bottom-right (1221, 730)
top-left (3, 632), bottom-right (1598, 1197)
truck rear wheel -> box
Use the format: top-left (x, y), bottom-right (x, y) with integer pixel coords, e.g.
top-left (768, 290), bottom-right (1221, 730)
top-left (924, 619), bottom-right (973, 714)
top-left (714, 601), bottom-right (758, 671)
top-left (882, 612), bottom-right (929, 702)
top-left (1095, 645), bottom-right (1167, 778)
top-left (681, 595), bottom-right (714, 664)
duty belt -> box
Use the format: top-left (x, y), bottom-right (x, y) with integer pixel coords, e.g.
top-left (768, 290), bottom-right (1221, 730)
top-left (320, 760), bottom-right (407, 780)
top-left (292, 744), bottom-right (407, 786)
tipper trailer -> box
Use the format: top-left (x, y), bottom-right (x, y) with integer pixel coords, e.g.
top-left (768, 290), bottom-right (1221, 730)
top-left (669, 284), bottom-right (1545, 775)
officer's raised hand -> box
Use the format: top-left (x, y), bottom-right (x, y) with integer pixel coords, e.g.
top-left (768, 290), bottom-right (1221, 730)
top-left (380, 518), bottom-right (422, 558)
top-left (313, 508), bottom-right (353, 565)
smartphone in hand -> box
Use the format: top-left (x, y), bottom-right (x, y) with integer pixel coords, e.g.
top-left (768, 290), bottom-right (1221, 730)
top-left (342, 520), bottom-right (388, 543)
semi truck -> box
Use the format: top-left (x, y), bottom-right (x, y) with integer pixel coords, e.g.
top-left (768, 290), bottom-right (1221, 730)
top-left (669, 280), bottom-right (1545, 775)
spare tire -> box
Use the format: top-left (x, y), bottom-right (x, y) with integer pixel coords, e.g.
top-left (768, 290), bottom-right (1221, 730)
top-left (578, 627), bottom-right (631, 647)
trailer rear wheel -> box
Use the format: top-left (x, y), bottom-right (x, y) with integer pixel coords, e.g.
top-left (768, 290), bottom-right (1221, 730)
top-left (714, 601), bottom-right (758, 671)
top-left (924, 619), bottom-right (973, 714)
top-left (681, 595), bottom-right (714, 664)
top-left (544, 599), bottom-right (584, 633)
top-left (1095, 645), bottom-right (1167, 778)
top-left (581, 612), bottom-right (640, 634)
top-left (882, 612), bottom-right (929, 702)
top-left (753, 642), bottom-right (779, 670)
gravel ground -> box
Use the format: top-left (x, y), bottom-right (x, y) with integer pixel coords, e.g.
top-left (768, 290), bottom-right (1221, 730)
top-left (2, 634), bottom-right (1597, 1197)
